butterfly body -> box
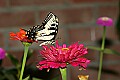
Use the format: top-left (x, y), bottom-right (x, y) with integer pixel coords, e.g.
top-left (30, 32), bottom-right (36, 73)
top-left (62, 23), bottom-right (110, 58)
top-left (25, 12), bottom-right (59, 46)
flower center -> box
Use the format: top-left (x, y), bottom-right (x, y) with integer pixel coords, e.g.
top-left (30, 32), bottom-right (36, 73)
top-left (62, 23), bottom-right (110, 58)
top-left (61, 48), bottom-right (69, 51)
top-left (22, 34), bottom-right (26, 37)
top-left (102, 17), bottom-right (109, 21)
top-left (56, 48), bottom-right (69, 51)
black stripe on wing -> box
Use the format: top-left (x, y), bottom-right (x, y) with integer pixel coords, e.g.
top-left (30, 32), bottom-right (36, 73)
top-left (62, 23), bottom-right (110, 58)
top-left (44, 12), bottom-right (54, 23)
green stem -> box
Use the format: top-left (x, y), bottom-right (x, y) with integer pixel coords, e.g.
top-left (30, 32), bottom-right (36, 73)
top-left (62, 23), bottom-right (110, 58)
top-left (97, 26), bottom-right (106, 80)
top-left (60, 68), bottom-right (67, 80)
top-left (19, 42), bottom-right (31, 80)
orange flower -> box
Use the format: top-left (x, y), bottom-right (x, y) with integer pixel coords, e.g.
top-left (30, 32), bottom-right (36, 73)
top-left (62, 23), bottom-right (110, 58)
top-left (10, 29), bottom-right (35, 43)
top-left (78, 75), bottom-right (89, 80)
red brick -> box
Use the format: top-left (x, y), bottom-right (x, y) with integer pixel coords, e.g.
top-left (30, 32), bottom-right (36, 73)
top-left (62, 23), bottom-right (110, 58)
top-left (0, 32), bottom-right (4, 47)
top-left (109, 44), bottom-right (120, 53)
top-left (102, 65), bottom-right (120, 79)
top-left (10, 0), bottom-right (65, 6)
top-left (8, 39), bottom-right (23, 49)
top-left (97, 0), bottom-right (119, 3)
top-left (103, 54), bottom-right (120, 61)
top-left (0, 0), bottom-right (7, 7)
top-left (95, 27), bottom-right (118, 41)
top-left (86, 49), bottom-right (98, 61)
top-left (34, 0), bottom-right (65, 5)
top-left (0, 11), bottom-right (35, 27)
top-left (71, 0), bottom-right (119, 3)
top-left (10, 0), bottom-right (35, 6)
top-left (98, 6), bottom-right (119, 21)
top-left (67, 27), bottom-right (91, 42)
top-left (104, 65), bottom-right (120, 73)
top-left (102, 74), bottom-right (120, 80)
top-left (56, 28), bottom-right (68, 43)
top-left (39, 8), bottom-right (94, 25)
top-left (70, 0), bottom-right (97, 3)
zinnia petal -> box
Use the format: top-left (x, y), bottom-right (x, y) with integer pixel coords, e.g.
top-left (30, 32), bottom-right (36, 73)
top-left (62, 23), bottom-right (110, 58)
top-left (97, 17), bottom-right (113, 27)
top-left (0, 48), bottom-right (6, 60)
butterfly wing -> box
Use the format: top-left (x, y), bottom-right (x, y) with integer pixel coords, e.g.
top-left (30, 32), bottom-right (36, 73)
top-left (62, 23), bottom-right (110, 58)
top-left (36, 12), bottom-right (59, 41)
top-left (25, 12), bottom-right (59, 46)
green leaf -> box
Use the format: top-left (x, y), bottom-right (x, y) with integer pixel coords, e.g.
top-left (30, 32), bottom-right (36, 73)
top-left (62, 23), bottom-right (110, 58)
top-left (2, 69), bottom-right (17, 80)
top-left (104, 48), bottom-right (120, 56)
top-left (52, 76), bottom-right (59, 80)
top-left (87, 46), bottom-right (101, 51)
top-left (23, 76), bottom-right (30, 80)
top-left (6, 53), bottom-right (19, 67)
top-left (4, 67), bottom-right (17, 75)
top-left (87, 46), bottom-right (120, 56)
top-left (32, 77), bottom-right (43, 80)
top-left (4, 73), bottom-right (16, 80)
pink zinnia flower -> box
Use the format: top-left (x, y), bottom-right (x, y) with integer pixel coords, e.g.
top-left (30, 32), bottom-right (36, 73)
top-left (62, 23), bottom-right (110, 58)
top-left (37, 41), bottom-right (90, 70)
top-left (0, 48), bottom-right (6, 60)
top-left (97, 17), bottom-right (113, 27)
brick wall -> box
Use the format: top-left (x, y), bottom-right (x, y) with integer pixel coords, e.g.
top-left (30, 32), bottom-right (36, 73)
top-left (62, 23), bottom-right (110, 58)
top-left (0, 0), bottom-right (120, 80)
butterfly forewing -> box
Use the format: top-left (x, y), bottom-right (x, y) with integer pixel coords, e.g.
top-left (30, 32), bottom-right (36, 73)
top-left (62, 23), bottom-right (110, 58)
top-left (26, 12), bottom-right (59, 46)
top-left (36, 12), bottom-right (59, 41)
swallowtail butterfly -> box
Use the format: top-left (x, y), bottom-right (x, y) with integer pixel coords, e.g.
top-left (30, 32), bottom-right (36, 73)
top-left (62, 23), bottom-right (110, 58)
top-left (26, 12), bottom-right (59, 46)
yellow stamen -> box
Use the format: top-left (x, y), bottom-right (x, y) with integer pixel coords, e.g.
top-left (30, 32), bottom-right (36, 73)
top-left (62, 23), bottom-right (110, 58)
top-left (102, 17), bottom-right (109, 21)
top-left (22, 35), bottom-right (26, 37)
top-left (62, 48), bottom-right (69, 51)
top-left (56, 48), bottom-right (69, 51)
